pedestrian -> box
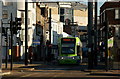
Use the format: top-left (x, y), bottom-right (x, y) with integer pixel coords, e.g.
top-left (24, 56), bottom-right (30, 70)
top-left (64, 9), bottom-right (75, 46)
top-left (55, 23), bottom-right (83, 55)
top-left (29, 52), bottom-right (33, 64)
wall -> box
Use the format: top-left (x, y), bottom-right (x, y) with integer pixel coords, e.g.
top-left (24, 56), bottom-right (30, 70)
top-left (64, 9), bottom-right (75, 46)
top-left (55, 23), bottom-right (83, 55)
top-left (100, 2), bottom-right (120, 25)
top-left (2, 1), bottom-right (36, 60)
top-left (51, 20), bottom-right (63, 45)
top-left (100, 2), bottom-right (120, 63)
top-left (16, 1), bottom-right (36, 59)
top-left (50, 7), bottom-right (60, 22)
top-left (2, 2), bottom-right (17, 60)
top-left (74, 9), bottom-right (88, 26)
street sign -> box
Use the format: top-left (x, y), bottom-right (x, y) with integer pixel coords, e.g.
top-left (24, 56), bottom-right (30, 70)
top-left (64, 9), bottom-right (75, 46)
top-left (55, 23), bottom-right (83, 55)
top-left (32, 40), bottom-right (40, 46)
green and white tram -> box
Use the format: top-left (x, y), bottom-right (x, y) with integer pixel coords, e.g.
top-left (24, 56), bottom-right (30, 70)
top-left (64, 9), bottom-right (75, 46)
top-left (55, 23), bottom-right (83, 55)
top-left (57, 37), bottom-right (82, 64)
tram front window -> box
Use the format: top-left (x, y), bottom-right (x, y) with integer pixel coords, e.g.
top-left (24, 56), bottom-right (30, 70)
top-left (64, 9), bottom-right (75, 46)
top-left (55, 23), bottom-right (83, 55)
top-left (61, 43), bottom-right (75, 54)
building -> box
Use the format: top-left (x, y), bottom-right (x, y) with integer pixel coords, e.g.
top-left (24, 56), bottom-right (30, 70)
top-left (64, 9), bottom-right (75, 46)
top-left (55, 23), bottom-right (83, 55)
top-left (32, 3), bottom-right (49, 61)
top-left (40, 2), bottom-right (88, 47)
top-left (100, 2), bottom-right (120, 62)
top-left (40, 2), bottom-right (88, 36)
top-left (0, 1), bottom-right (2, 70)
top-left (59, 2), bottom-right (88, 37)
top-left (2, 0), bottom-right (36, 61)
top-left (39, 3), bottom-right (63, 44)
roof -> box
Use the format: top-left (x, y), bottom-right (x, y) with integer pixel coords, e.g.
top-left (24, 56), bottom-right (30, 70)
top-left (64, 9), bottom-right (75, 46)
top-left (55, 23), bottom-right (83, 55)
top-left (40, 2), bottom-right (87, 9)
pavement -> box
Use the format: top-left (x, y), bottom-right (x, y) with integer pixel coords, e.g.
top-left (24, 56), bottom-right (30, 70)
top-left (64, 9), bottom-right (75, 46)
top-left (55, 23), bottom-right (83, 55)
top-left (1, 61), bottom-right (45, 76)
top-left (1, 61), bottom-right (120, 77)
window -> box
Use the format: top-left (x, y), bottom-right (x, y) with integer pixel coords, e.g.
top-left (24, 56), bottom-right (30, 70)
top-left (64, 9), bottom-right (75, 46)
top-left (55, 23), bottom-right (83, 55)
top-left (115, 9), bottom-right (120, 19)
top-left (62, 43), bottom-right (75, 54)
top-left (2, 10), bottom-right (8, 19)
top-left (41, 8), bottom-right (45, 17)
top-left (103, 12), bottom-right (105, 22)
top-left (100, 15), bottom-right (102, 23)
top-left (60, 16), bottom-right (64, 22)
top-left (66, 8), bottom-right (71, 14)
top-left (21, 12), bottom-right (24, 24)
top-left (3, 2), bottom-right (13, 6)
top-left (60, 8), bottom-right (64, 15)
top-left (33, 3), bottom-right (35, 8)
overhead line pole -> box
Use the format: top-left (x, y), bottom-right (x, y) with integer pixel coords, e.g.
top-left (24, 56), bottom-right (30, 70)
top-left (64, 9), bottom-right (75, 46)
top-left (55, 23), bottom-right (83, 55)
top-left (88, 0), bottom-right (94, 69)
top-left (94, 0), bottom-right (98, 66)
top-left (10, 13), bottom-right (13, 71)
top-left (48, 8), bottom-right (52, 61)
top-left (5, 28), bottom-right (8, 69)
top-left (25, 1), bottom-right (28, 66)
top-left (105, 11), bottom-right (108, 71)
top-left (49, 9), bottom-right (51, 46)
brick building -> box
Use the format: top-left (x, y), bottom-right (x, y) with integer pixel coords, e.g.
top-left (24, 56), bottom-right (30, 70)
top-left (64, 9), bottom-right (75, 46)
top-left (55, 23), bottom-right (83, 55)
top-left (100, 2), bottom-right (120, 62)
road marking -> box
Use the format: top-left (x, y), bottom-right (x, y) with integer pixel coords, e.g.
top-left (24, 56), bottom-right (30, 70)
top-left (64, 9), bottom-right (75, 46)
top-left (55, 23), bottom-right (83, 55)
top-left (1, 72), bottom-right (11, 76)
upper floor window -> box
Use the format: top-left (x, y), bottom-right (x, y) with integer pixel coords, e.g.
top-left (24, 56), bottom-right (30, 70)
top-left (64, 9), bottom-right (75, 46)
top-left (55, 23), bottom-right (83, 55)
top-left (103, 12), bottom-right (105, 22)
top-left (65, 8), bottom-right (71, 14)
top-left (115, 9), bottom-right (120, 19)
top-left (33, 3), bottom-right (35, 8)
top-left (2, 10), bottom-right (8, 19)
top-left (60, 16), bottom-right (64, 22)
top-left (60, 8), bottom-right (64, 15)
top-left (41, 8), bottom-right (45, 17)
top-left (21, 12), bottom-right (24, 24)
top-left (3, 2), bottom-right (13, 6)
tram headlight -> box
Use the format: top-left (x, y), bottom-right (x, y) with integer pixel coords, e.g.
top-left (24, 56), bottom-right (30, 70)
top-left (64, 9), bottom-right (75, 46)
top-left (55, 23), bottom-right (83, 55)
top-left (73, 56), bottom-right (80, 59)
top-left (72, 57), bottom-right (75, 59)
top-left (58, 56), bottom-right (64, 60)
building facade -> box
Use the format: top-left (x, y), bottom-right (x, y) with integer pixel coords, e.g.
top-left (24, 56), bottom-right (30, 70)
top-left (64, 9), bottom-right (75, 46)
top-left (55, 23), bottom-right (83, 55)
top-left (2, 0), bottom-right (36, 60)
top-left (0, 1), bottom-right (2, 70)
top-left (100, 2), bottom-right (120, 62)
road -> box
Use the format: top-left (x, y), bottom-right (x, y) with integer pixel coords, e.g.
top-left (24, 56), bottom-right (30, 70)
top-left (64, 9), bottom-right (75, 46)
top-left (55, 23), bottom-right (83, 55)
top-left (2, 71), bottom-right (120, 79)
top-left (2, 62), bottom-right (120, 79)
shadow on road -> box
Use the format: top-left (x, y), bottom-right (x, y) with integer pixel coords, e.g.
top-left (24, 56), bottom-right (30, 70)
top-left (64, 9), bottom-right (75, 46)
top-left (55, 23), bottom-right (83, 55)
top-left (2, 77), bottom-right (119, 79)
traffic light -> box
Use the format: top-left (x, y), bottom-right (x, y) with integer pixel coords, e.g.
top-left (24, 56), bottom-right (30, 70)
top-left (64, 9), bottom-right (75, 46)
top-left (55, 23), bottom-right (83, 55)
top-left (2, 27), bottom-right (5, 33)
top-left (15, 18), bottom-right (22, 26)
top-left (13, 18), bottom-right (22, 34)
top-left (4, 34), bottom-right (7, 42)
top-left (108, 27), bottom-right (115, 38)
top-left (13, 27), bottom-right (17, 34)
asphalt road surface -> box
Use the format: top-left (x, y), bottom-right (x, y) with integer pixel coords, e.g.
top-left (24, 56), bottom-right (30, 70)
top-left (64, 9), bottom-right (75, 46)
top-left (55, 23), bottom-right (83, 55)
top-left (2, 70), bottom-right (120, 79)
top-left (2, 63), bottom-right (120, 79)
